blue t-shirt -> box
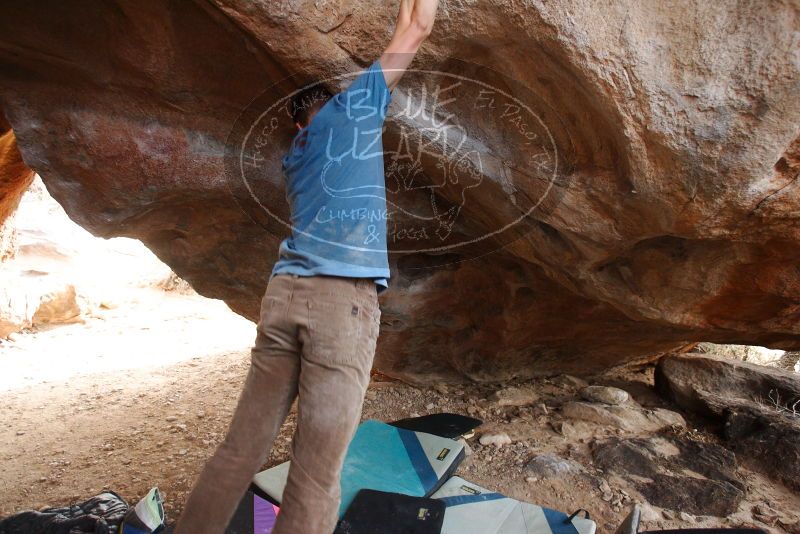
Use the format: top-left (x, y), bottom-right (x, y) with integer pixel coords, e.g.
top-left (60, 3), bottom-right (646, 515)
top-left (271, 60), bottom-right (391, 291)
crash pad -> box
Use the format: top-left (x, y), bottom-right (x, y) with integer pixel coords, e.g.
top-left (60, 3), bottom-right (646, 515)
top-left (390, 413), bottom-right (483, 439)
top-left (333, 489), bottom-right (445, 534)
top-left (431, 476), bottom-right (596, 534)
top-left (226, 487), bottom-right (279, 534)
top-left (253, 420), bottom-right (465, 517)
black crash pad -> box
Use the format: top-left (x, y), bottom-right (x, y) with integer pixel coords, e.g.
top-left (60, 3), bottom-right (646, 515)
top-left (389, 413), bottom-right (482, 439)
top-left (334, 489), bottom-right (445, 534)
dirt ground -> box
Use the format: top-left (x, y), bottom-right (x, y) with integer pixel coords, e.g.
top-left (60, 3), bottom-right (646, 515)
top-left (1, 285), bottom-right (799, 533)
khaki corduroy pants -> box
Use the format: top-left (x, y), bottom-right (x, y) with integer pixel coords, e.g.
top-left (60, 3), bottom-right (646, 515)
top-left (175, 273), bottom-right (381, 534)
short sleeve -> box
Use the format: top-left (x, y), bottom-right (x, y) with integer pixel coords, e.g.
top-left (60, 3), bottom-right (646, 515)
top-left (332, 60), bottom-right (392, 121)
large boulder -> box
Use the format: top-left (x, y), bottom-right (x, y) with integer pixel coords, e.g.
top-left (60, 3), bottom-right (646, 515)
top-left (0, 124), bottom-right (35, 261)
top-left (655, 353), bottom-right (800, 417)
top-left (1, 1), bottom-right (799, 382)
top-left (0, 284), bottom-right (29, 339)
top-left (696, 342), bottom-right (787, 367)
top-left (0, 274), bottom-right (85, 338)
top-left (0, 119), bottom-right (33, 223)
top-left (656, 353), bottom-right (800, 491)
top-left (31, 284), bottom-right (82, 327)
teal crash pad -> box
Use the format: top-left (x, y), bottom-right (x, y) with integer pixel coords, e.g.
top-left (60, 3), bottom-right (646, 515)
top-left (253, 419), bottom-right (465, 517)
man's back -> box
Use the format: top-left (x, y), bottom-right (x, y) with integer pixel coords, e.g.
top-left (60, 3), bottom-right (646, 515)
top-left (273, 61), bottom-right (393, 291)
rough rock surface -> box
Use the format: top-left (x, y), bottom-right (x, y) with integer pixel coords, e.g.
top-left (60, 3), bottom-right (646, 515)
top-left (0, 278), bottom-right (85, 338)
top-left (1, 1), bottom-right (799, 381)
top-left (580, 385), bottom-right (630, 405)
top-left (779, 351), bottom-right (800, 373)
top-left (0, 121), bottom-right (33, 224)
top-left (593, 435), bottom-right (745, 517)
top-left (0, 124), bottom-right (34, 260)
top-left (490, 385), bottom-right (539, 407)
top-left (31, 285), bottom-right (82, 327)
top-left (696, 342), bottom-right (787, 367)
top-left (525, 453), bottom-right (584, 479)
top-left (0, 286), bottom-right (28, 339)
top-left (656, 353), bottom-right (800, 491)
top-left (656, 353), bottom-right (800, 416)
top-left (561, 400), bottom-right (684, 433)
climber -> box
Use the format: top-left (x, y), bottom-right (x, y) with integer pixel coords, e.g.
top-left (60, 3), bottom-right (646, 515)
top-left (174, 1), bottom-right (440, 533)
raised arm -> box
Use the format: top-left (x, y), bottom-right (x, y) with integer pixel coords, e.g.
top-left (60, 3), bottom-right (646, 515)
top-left (380, 0), bottom-right (439, 91)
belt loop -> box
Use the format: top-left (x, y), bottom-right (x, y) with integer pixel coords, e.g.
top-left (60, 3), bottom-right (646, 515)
top-left (288, 273), bottom-right (297, 303)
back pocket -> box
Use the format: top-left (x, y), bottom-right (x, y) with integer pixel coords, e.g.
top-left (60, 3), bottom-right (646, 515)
top-left (258, 295), bottom-right (284, 332)
top-left (306, 296), bottom-right (363, 365)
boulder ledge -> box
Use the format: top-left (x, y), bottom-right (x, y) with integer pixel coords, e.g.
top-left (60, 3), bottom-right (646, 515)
top-left (1, 1), bottom-right (799, 381)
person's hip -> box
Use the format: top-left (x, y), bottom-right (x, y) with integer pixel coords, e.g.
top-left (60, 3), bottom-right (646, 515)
top-left (264, 274), bottom-right (380, 367)
top-left (265, 273), bottom-right (379, 321)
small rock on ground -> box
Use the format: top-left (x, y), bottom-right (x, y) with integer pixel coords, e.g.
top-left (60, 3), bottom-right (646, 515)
top-left (525, 453), bottom-right (584, 479)
top-left (479, 432), bottom-right (512, 448)
top-left (552, 375), bottom-right (589, 389)
top-left (580, 385), bottom-right (630, 405)
top-left (490, 386), bottom-right (538, 407)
